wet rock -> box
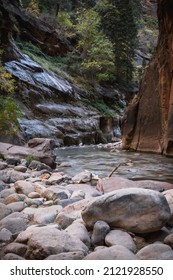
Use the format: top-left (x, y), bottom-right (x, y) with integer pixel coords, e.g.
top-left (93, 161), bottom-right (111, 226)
top-left (82, 188), bottom-right (171, 233)
top-left (105, 229), bottom-right (137, 252)
top-left (137, 244), bottom-right (173, 260)
top-left (91, 221), bottom-right (110, 246)
top-left (84, 245), bottom-right (139, 260)
top-left (16, 224), bottom-right (88, 259)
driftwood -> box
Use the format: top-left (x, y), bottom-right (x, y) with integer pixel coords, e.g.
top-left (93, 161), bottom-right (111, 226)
top-left (108, 161), bottom-right (130, 178)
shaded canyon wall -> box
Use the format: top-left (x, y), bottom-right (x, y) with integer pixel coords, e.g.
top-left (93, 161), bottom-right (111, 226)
top-left (122, 0), bottom-right (173, 156)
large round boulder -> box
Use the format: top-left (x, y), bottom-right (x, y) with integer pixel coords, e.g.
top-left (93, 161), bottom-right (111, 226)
top-left (81, 188), bottom-right (171, 233)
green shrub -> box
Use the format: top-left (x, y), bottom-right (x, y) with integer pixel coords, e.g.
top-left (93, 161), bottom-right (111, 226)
top-left (0, 54), bottom-right (22, 134)
top-left (25, 155), bottom-right (40, 164)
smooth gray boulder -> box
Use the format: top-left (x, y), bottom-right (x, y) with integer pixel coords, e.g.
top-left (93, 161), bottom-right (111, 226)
top-left (84, 245), bottom-right (139, 260)
top-left (91, 220), bottom-right (110, 246)
top-left (82, 188), bottom-right (171, 233)
top-left (16, 224), bottom-right (88, 259)
top-left (137, 243), bottom-right (173, 260)
top-left (105, 229), bottom-right (137, 252)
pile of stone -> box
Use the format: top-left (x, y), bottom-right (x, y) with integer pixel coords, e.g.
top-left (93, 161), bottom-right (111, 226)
top-left (0, 154), bottom-right (173, 260)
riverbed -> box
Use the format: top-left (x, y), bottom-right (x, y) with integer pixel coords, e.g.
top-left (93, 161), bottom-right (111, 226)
top-left (55, 145), bottom-right (173, 183)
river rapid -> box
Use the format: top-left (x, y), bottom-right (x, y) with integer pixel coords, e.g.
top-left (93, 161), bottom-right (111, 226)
top-left (55, 145), bottom-right (173, 184)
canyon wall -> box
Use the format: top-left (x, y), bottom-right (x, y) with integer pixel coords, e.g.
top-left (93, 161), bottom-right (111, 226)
top-left (122, 0), bottom-right (173, 156)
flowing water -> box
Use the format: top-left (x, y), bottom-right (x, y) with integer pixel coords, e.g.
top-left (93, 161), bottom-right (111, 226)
top-left (55, 145), bottom-right (173, 183)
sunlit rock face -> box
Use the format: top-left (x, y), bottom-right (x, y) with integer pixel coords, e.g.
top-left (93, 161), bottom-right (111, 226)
top-left (122, 0), bottom-right (173, 157)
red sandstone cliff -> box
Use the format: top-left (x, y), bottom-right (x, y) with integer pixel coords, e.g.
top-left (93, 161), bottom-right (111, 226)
top-left (122, 0), bottom-right (173, 157)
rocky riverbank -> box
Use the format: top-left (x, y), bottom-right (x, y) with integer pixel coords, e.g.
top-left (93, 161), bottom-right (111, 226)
top-left (0, 141), bottom-right (173, 260)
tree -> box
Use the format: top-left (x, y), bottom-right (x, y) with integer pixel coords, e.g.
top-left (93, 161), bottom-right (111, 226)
top-left (97, 0), bottom-right (139, 84)
top-left (75, 8), bottom-right (115, 82)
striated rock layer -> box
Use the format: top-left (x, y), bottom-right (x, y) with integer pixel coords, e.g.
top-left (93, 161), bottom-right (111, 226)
top-left (122, 0), bottom-right (173, 156)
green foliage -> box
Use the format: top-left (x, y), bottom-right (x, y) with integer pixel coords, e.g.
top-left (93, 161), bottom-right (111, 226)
top-left (25, 155), bottom-right (40, 164)
top-left (97, 0), bottom-right (139, 85)
top-left (75, 8), bottom-right (115, 83)
top-left (0, 54), bottom-right (22, 134)
top-left (58, 11), bottom-right (74, 30)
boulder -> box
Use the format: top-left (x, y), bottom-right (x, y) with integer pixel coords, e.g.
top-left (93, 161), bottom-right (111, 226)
top-left (81, 188), bottom-right (171, 233)
top-left (65, 222), bottom-right (91, 248)
top-left (14, 165), bottom-right (27, 173)
top-left (105, 229), bottom-right (136, 252)
top-left (29, 160), bottom-right (52, 172)
top-left (4, 193), bottom-right (26, 205)
top-left (0, 142), bottom-right (56, 168)
top-left (46, 173), bottom-right (65, 185)
top-left (45, 251), bottom-right (85, 260)
top-left (0, 228), bottom-right (13, 243)
top-left (14, 180), bottom-right (34, 195)
top-left (164, 233), bottom-right (173, 249)
top-left (91, 221), bottom-right (110, 246)
top-left (7, 201), bottom-right (26, 212)
top-left (0, 203), bottom-right (12, 220)
top-left (84, 245), bottom-right (139, 260)
top-left (137, 244), bottom-right (173, 260)
top-left (3, 253), bottom-right (25, 260)
top-left (16, 224), bottom-right (88, 259)
top-left (55, 212), bottom-right (75, 229)
top-left (32, 205), bottom-right (62, 224)
top-left (97, 177), bottom-right (173, 193)
top-left (4, 242), bottom-right (28, 257)
top-left (72, 172), bottom-right (92, 184)
top-left (0, 187), bottom-right (16, 199)
top-left (163, 189), bottom-right (173, 226)
top-left (67, 184), bottom-right (101, 198)
top-left (0, 212), bottom-right (29, 235)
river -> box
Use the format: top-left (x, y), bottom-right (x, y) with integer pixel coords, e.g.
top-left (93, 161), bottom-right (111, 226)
top-left (55, 145), bottom-right (173, 183)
